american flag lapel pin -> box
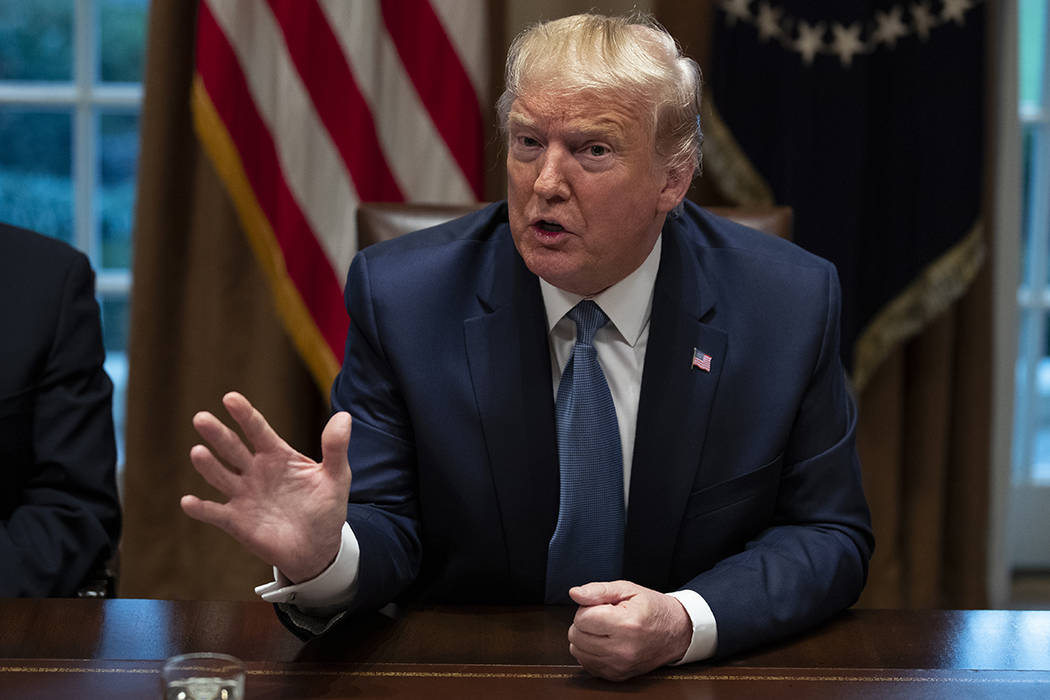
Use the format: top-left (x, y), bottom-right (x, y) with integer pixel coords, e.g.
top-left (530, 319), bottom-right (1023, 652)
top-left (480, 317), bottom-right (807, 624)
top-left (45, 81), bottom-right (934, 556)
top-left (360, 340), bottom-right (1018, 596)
top-left (692, 347), bottom-right (712, 372)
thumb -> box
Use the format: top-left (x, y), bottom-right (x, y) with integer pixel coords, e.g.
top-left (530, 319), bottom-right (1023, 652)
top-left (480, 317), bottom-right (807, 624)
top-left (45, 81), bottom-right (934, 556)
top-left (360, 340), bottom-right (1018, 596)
top-left (569, 580), bottom-right (637, 606)
top-left (321, 411), bottom-right (352, 475)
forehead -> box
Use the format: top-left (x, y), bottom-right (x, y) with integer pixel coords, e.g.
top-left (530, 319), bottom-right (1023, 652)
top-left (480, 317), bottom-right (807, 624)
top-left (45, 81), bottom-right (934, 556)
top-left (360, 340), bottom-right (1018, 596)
top-left (508, 89), bottom-right (651, 141)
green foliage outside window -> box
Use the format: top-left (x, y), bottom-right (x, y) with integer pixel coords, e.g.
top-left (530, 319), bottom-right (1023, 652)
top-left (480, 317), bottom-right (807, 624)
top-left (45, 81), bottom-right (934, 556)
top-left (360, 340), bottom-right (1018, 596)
top-left (0, 0), bottom-right (73, 81)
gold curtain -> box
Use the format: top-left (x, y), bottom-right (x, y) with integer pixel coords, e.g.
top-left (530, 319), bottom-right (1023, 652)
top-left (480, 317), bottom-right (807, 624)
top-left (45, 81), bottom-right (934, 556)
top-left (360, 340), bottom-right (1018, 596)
top-left (857, 265), bottom-right (992, 608)
top-left (657, 0), bottom-right (993, 609)
top-left (121, 0), bottom-right (329, 599)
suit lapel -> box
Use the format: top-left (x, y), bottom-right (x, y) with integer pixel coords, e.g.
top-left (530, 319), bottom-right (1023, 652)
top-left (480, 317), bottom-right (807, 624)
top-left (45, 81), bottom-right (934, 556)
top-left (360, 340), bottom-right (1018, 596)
top-left (624, 220), bottom-right (727, 589)
top-left (464, 231), bottom-right (558, 599)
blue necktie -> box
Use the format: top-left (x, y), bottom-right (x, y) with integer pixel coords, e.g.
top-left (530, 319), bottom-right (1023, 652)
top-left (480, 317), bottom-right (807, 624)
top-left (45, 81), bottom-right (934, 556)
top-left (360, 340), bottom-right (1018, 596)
top-left (545, 300), bottom-right (624, 603)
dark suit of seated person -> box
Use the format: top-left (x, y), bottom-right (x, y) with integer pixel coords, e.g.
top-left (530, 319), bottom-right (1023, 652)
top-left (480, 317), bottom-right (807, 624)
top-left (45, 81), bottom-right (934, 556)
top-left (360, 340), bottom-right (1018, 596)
top-left (181, 12), bottom-right (873, 681)
top-left (0, 222), bottom-right (122, 597)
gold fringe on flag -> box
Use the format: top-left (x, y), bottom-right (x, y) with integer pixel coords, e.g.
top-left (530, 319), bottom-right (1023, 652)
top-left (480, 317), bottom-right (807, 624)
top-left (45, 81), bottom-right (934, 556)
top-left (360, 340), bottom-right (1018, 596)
top-left (190, 75), bottom-right (340, 395)
top-left (701, 97), bottom-right (775, 207)
top-left (851, 222), bottom-right (986, 391)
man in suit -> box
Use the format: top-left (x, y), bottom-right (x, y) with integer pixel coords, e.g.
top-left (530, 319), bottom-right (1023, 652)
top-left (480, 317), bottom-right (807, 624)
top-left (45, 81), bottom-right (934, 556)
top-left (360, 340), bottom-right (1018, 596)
top-left (183, 13), bottom-right (872, 680)
top-left (0, 222), bottom-right (122, 596)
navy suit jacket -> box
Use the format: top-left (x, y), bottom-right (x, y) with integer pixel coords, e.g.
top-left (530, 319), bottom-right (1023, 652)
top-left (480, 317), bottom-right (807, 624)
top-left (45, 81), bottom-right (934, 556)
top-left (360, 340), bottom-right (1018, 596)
top-left (332, 200), bottom-right (872, 657)
top-left (0, 223), bottom-right (121, 596)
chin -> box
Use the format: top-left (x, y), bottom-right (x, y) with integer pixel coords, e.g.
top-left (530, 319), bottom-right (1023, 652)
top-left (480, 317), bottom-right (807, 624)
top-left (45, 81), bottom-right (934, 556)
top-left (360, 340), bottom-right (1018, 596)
top-left (522, 254), bottom-right (579, 291)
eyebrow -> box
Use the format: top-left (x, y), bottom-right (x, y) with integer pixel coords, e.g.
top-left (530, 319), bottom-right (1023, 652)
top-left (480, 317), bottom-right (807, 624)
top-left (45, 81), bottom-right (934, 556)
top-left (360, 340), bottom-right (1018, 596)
top-left (507, 113), bottom-right (626, 143)
top-left (506, 113), bottom-right (537, 130)
top-left (575, 122), bottom-right (625, 142)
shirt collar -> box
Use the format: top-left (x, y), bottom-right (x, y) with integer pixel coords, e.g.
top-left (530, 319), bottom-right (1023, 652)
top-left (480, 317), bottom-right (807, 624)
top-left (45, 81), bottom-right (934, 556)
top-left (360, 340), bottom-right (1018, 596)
top-left (539, 234), bottom-right (662, 347)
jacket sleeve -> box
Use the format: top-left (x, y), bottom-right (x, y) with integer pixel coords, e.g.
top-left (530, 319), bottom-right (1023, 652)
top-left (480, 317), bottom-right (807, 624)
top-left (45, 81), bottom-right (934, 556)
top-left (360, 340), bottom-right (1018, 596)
top-left (0, 252), bottom-right (121, 597)
top-left (330, 251), bottom-right (423, 613)
top-left (685, 264), bottom-right (874, 659)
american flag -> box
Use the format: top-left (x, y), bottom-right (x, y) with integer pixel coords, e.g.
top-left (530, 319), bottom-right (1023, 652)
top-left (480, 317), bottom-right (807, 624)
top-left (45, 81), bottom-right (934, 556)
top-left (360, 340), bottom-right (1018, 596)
top-left (692, 347), bottom-right (712, 372)
top-left (192, 0), bottom-right (487, 389)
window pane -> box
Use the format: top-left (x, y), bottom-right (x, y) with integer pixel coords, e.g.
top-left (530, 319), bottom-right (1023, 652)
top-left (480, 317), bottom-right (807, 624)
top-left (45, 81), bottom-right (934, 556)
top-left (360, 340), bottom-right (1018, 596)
top-left (1029, 124), bottom-right (1050, 291)
top-left (99, 0), bottom-right (149, 83)
top-left (1034, 310), bottom-right (1050, 484)
top-left (101, 295), bottom-right (129, 465)
top-left (1015, 310), bottom-right (1050, 485)
top-left (1021, 125), bottom-right (1035, 288)
top-left (1019, 0), bottom-right (1047, 111)
top-left (0, 0), bottom-right (73, 81)
top-left (1014, 309), bottom-right (1036, 480)
top-left (99, 111), bottom-right (139, 269)
top-left (0, 108), bottom-right (73, 243)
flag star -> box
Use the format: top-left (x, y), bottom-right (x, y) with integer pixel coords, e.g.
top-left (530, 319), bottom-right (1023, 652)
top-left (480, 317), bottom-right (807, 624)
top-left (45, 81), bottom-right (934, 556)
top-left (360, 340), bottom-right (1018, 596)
top-left (720, 0), bottom-right (752, 26)
top-left (941, 0), bottom-right (974, 25)
top-left (794, 21), bottom-right (826, 65)
top-left (755, 2), bottom-right (784, 42)
top-left (873, 6), bottom-right (908, 47)
top-left (831, 22), bottom-right (865, 67)
top-left (910, 1), bottom-right (937, 40)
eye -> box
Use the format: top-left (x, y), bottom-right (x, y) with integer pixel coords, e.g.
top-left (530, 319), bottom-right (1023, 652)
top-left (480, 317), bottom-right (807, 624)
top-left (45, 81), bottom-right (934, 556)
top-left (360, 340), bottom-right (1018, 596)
top-left (586, 144), bottom-right (610, 157)
top-left (519, 135), bottom-right (541, 148)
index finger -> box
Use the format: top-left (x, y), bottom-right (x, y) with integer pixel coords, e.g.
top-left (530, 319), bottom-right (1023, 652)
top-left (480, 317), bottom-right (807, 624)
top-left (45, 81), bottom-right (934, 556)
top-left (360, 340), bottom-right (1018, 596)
top-left (222, 391), bottom-right (287, 453)
top-left (572, 601), bottom-right (624, 637)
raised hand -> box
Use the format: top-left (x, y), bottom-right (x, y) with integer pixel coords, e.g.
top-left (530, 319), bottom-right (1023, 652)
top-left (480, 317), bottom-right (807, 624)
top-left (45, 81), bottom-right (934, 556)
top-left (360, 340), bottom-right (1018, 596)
top-left (181, 392), bottom-right (352, 583)
top-left (568, 580), bottom-right (692, 681)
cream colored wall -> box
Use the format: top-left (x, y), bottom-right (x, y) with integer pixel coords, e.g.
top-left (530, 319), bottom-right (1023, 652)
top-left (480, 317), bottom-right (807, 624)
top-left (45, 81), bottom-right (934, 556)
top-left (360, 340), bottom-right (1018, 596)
top-left (506, 0), bottom-right (653, 43)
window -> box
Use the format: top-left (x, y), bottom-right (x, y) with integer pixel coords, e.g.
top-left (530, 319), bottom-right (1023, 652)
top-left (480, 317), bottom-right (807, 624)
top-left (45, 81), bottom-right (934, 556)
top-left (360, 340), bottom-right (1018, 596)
top-left (0, 0), bottom-right (149, 465)
top-left (1010, 0), bottom-right (1050, 568)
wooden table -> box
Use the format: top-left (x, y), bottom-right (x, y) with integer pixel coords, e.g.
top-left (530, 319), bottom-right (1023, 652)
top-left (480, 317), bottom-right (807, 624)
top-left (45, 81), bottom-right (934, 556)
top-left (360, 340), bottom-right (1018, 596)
top-left (1, 599), bottom-right (1048, 698)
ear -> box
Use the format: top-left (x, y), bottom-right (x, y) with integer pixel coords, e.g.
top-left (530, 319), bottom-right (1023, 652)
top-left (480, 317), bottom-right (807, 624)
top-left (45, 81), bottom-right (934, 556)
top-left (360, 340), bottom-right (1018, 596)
top-left (656, 164), bottom-right (695, 214)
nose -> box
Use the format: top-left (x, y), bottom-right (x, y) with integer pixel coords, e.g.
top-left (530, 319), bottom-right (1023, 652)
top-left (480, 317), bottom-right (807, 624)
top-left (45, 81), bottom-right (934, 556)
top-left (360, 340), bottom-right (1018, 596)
top-left (533, 148), bottom-right (571, 201)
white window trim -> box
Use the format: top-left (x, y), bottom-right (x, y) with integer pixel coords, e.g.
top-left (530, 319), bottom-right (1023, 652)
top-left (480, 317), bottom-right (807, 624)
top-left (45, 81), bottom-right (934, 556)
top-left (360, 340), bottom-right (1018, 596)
top-left (994, 0), bottom-right (1050, 600)
top-left (989, 0), bottom-right (1022, 608)
top-left (0, 0), bottom-right (142, 298)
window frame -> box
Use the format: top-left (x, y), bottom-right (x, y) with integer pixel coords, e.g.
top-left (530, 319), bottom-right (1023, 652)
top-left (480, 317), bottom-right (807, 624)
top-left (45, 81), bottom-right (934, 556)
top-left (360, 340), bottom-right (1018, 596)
top-left (0, 0), bottom-right (141, 295)
top-left (1013, 41), bottom-right (1050, 485)
top-left (995, 0), bottom-right (1050, 591)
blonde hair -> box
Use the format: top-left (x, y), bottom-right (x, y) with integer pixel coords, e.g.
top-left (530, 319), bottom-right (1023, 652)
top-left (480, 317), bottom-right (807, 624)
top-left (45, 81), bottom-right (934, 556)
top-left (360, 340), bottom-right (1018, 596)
top-left (497, 13), bottom-right (703, 175)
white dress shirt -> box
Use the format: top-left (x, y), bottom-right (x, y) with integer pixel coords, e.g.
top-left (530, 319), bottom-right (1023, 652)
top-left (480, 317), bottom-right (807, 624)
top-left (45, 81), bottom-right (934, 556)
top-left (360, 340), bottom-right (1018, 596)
top-left (257, 234), bottom-right (717, 663)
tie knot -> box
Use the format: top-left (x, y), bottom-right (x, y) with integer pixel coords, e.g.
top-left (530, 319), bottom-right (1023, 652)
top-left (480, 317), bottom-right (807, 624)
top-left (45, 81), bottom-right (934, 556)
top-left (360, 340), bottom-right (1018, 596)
top-left (568, 300), bottom-right (608, 346)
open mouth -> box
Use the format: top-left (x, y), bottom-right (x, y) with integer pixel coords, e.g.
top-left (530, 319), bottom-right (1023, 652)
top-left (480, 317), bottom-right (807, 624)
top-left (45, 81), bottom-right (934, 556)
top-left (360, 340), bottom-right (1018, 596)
top-left (535, 220), bottom-right (565, 233)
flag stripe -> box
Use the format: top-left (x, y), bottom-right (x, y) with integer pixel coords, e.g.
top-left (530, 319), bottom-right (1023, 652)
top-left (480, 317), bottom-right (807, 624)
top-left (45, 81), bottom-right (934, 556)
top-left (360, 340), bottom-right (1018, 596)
top-left (192, 78), bottom-right (340, 389)
top-left (205, 0), bottom-right (360, 283)
top-left (317, 0), bottom-right (475, 203)
top-left (267, 0), bottom-right (404, 203)
top-left (380, 0), bottom-right (485, 199)
top-left (196, 1), bottom-right (347, 359)
top-left (430, 0), bottom-right (489, 103)
top-left (194, 0), bottom-right (487, 384)
top-left (319, 0), bottom-right (476, 203)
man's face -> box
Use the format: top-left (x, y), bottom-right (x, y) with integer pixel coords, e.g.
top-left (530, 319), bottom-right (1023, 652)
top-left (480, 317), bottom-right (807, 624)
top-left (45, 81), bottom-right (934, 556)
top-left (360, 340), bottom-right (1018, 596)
top-left (506, 89), bottom-right (687, 296)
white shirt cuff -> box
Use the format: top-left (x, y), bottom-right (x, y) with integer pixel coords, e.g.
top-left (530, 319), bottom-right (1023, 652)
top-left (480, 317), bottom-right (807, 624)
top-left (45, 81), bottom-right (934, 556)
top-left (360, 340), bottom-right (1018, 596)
top-left (666, 589), bottom-right (718, 663)
top-left (254, 521), bottom-right (360, 612)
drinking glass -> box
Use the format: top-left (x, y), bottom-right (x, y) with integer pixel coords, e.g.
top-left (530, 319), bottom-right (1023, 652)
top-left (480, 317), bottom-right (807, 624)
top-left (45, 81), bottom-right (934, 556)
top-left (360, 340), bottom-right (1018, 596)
top-left (161, 652), bottom-right (244, 700)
